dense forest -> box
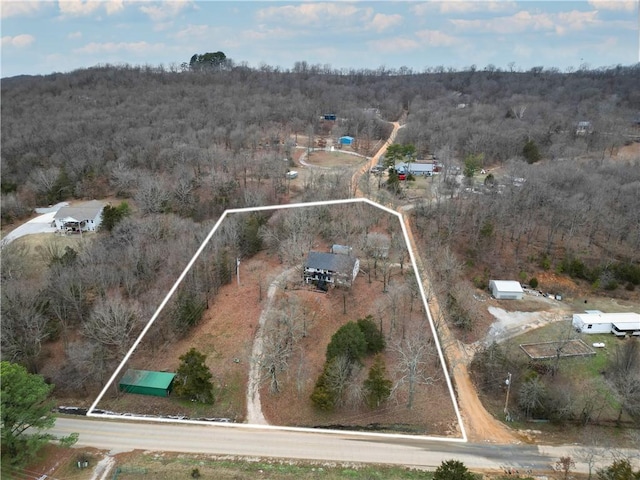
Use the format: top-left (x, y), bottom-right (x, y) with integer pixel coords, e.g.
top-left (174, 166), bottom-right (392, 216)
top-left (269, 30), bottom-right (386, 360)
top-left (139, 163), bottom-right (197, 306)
top-left (2, 61), bottom-right (639, 410)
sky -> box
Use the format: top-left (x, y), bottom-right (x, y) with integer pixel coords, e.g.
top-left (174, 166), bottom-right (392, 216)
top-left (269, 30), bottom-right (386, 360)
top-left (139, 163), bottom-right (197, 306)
top-left (1, 0), bottom-right (639, 78)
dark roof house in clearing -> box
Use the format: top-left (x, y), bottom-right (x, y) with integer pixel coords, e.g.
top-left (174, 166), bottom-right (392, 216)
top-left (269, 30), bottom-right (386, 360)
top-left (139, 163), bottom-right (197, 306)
top-left (119, 369), bottom-right (176, 397)
top-left (304, 251), bottom-right (360, 288)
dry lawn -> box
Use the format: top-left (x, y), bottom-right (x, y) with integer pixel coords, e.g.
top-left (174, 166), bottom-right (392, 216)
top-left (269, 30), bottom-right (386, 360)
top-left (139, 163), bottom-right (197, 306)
top-left (305, 150), bottom-right (366, 168)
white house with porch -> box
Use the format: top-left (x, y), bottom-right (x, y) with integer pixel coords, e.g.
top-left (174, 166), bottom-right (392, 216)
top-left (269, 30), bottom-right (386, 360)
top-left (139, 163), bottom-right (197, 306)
top-left (53, 200), bottom-right (105, 233)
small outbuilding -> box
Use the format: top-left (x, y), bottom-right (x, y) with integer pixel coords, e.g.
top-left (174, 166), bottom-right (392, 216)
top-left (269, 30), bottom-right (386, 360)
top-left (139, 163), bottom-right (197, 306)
top-left (119, 369), bottom-right (176, 397)
top-left (339, 136), bottom-right (354, 146)
top-left (489, 280), bottom-right (524, 300)
top-left (330, 244), bottom-right (353, 255)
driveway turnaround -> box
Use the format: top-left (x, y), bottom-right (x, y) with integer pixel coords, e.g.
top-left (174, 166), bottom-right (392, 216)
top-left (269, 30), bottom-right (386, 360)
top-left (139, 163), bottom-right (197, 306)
top-left (0, 202), bottom-right (68, 248)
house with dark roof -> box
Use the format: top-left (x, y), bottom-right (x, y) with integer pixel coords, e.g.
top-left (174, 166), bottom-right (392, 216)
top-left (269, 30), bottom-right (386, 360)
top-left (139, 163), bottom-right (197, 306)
top-left (303, 251), bottom-right (360, 289)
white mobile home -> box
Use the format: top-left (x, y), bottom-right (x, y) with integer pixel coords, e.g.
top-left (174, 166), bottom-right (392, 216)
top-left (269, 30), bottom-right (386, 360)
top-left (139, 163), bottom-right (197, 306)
top-left (572, 311), bottom-right (640, 336)
top-left (489, 280), bottom-right (524, 300)
top-left (396, 161), bottom-right (435, 176)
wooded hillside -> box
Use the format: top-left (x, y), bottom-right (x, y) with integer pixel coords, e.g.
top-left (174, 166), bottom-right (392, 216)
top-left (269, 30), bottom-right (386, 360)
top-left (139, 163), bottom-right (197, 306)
top-left (2, 62), bottom-right (639, 399)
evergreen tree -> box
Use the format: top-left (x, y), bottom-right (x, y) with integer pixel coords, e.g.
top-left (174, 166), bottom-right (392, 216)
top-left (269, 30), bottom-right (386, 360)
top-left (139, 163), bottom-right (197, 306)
top-left (523, 139), bottom-right (541, 163)
top-left (101, 202), bottom-right (131, 232)
top-left (1, 362), bottom-right (56, 466)
top-left (310, 367), bottom-right (336, 411)
top-left (174, 348), bottom-right (214, 403)
top-left (326, 321), bottom-right (367, 364)
top-left (364, 355), bottom-right (392, 408)
top-left (597, 459), bottom-right (640, 480)
top-left (357, 315), bottom-right (385, 355)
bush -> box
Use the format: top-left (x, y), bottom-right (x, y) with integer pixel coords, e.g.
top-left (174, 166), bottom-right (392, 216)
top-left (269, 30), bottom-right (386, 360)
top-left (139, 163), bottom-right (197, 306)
top-left (529, 277), bottom-right (539, 289)
top-left (433, 460), bottom-right (476, 480)
top-left (539, 254), bottom-right (551, 271)
top-left (472, 275), bottom-right (487, 290)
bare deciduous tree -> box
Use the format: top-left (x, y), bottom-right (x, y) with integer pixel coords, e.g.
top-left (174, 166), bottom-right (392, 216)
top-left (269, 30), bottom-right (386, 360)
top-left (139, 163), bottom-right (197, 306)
top-left (0, 280), bottom-right (49, 372)
top-left (82, 295), bottom-right (140, 360)
top-left (391, 331), bottom-right (438, 409)
top-left (259, 297), bottom-right (306, 394)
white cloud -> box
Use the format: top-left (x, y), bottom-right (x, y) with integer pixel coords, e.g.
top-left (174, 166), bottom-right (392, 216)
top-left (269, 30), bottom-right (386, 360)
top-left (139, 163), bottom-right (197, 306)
top-left (0, 1), bottom-right (42, 19)
top-left (412, 0), bottom-right (517, 15)
top-left (415, 29), bottom-right (459, 47)
top-left (105, 0), bottom-right (124, 15)
top-left (139, 0), bottom-right (194, 22)
top-left (555, 10), bottom-right (600, 34)
top-left (1, 34), bottom-right (36, 48)
top-left (256, 2), bottom-right (362, 25)
top-left (58, 0), bottom-right (101, 16)
top-left (450, 9), bottom-right (599, 35)
top-left (588, 0), bottom-right (637, 11)
top-left (57, 0), bottom-right (124, 16)
top-left (369, 13), bottom-right (403, 32)
top-left (67, 31), bottom-right (83, 39)
top-left (368, 36), bottom-right (420, 54)
top-left (74, 41), bottom-right (164, 55)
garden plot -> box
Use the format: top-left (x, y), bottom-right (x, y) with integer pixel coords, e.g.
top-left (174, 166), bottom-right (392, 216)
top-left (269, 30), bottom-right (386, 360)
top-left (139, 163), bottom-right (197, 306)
top-left (519, 339), bottom-right (596, 360)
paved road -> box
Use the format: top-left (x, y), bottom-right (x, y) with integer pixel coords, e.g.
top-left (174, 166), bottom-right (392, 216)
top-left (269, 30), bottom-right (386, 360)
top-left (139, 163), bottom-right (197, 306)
top-left (49, 416), bottom-right (637, 474)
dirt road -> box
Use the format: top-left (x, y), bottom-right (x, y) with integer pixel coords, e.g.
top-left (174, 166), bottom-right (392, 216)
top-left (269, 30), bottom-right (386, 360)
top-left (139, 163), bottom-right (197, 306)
top-left (401, 215), bottom-right (519, 444)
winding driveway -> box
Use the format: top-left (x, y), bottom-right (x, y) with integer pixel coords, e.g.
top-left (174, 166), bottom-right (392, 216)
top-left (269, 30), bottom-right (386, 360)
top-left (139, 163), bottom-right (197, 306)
top-left (0, 202), bottom-right (68, 248)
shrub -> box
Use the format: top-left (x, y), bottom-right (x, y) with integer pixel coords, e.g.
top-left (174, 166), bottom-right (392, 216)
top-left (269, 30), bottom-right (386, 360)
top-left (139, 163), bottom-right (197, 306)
top-left (539, 254), bottom-right (551, 271)
top-left (529, 277), bottom-right (539, 289)
top-left (433, 460), bottom-right (476, 480)
top-left (472, 275), bottom-right (487, 290)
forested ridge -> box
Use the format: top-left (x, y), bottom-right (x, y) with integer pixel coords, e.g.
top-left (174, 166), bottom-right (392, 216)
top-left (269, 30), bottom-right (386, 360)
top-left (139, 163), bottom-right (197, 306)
top-left (1, 62), bottom-right (639, 403)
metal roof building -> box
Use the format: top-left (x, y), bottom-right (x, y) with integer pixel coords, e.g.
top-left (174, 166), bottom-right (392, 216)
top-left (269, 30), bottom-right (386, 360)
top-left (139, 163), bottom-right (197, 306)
top-left (489, 280), bottom-right (524, 300)
top-left (573, 312), bottom-right (640, 335)
top-left (119, 369), bottom-right (176, 397)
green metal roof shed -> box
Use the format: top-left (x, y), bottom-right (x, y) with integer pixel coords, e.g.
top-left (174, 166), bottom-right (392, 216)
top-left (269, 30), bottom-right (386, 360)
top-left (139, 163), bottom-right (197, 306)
top-left (119, 369), bottom-right (176, 397)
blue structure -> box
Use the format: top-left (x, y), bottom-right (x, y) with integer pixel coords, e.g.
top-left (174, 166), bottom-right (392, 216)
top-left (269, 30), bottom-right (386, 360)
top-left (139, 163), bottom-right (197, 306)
top-left (339, 136), bottom-right (354, 146)
top-left (324, 114), bottom-right (337, 121)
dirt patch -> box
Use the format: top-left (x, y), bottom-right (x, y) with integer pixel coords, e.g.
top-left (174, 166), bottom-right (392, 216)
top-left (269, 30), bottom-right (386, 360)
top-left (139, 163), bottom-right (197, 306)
top-left (519, 339), bottom-right (595, 359)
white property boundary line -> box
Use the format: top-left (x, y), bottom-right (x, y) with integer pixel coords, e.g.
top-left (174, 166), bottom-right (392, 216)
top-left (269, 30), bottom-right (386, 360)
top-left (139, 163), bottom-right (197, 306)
top-left (87, 197), bottom-right (467, 444)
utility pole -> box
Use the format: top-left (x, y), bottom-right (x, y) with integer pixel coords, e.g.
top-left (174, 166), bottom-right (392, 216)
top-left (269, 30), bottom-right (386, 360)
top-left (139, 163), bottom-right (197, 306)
top-left (236, 257), bottom-right (240, 287)
top-left (504, 372), bottom-right (512, 421)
